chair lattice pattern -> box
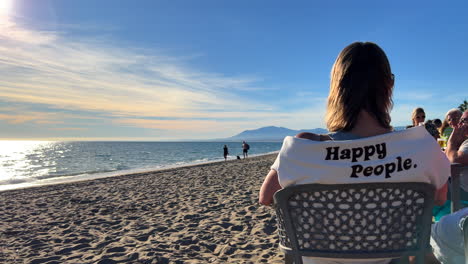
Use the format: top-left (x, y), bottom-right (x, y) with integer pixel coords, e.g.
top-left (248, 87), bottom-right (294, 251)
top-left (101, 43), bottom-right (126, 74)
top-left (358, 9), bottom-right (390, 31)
top-left (276, 186), bottom-right (427, 254)
top-left (276, 204), bottom-right (292, 248)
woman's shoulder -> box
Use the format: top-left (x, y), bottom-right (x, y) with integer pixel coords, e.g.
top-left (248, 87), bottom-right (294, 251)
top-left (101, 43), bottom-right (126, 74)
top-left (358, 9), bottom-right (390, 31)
top-left (295, 132), bottom-right (331, 141)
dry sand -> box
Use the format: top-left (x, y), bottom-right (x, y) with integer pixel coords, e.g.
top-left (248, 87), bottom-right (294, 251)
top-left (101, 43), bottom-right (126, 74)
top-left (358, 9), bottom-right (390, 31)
top-left (0, 154), bottom-right (284, 264)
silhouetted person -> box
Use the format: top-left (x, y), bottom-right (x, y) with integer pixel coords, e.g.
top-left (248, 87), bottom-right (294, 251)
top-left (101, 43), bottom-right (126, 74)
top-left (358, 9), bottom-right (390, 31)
top-left (223, 145), bottom-right (229, 161)
top-left (434, 118), bottom-right (442, 129)
top-left (242, 141), bottom-right (249, 159)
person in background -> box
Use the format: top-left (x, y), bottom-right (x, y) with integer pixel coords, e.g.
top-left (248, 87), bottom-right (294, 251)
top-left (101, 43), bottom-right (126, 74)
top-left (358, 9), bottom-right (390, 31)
top-left (433, 118), bottom-right (442, 129)
top-left (446, 110), bottom-right (468, 163)
top-left (242, 141), bottom-right (249, 159)
top-left (424, 121), bottom-right (440, 140)
top-left (223, 145), bottom-right (229, 161)
top-left (429, 207), bottom-right (468, 264)
top-left (446, 110), bottom-right (468, 190)
top-left (411, 107), bottom-right (426, 127)
top-left (427, 111), bottom-right (468, 264)
top-left (430, 110), bottom-right (468, 263)
top-left (439, 119), bottom-right (450, 137)
top-left (442, 108), bottom-right (463, 139)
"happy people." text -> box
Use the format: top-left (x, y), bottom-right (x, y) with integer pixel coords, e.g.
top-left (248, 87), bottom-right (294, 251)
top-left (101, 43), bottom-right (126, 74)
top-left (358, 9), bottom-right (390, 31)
top-left (324, 142), bottom-right (417, 178)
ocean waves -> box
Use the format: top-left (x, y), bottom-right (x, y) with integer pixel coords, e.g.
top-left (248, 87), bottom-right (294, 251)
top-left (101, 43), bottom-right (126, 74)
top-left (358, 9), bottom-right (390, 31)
top-left (0, 141), bottom-right (281, 191)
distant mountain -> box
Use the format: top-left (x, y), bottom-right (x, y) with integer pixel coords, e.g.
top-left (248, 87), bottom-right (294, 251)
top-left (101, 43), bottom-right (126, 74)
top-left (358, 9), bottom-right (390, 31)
top-left (212, 125), bottom-right (406, 142)
top-left (225, 126), bottom-right (328, 142)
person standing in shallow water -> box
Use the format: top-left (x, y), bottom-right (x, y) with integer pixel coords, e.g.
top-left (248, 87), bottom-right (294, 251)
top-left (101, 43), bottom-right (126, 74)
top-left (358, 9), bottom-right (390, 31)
top-left (223, 145), bottom-right (229, 161)
top-left (242, 141), bottom-right (249, 159)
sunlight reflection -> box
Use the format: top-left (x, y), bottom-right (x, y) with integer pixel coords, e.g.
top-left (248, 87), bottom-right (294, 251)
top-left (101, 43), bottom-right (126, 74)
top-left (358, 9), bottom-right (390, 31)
top-left (0, 0), bottom-right (12, 16)
top-left (0, 140), bottom-right (54, 183)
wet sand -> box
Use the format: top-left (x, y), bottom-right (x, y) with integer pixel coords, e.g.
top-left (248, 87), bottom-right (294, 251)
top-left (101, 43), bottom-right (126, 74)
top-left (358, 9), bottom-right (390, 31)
top-left (0, 154), bottom-right (284, 264)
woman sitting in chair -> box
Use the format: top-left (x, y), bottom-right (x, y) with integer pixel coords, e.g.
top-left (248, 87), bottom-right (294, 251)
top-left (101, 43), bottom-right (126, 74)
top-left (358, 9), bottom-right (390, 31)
top-left (259, 42), bottom-right (450, 264)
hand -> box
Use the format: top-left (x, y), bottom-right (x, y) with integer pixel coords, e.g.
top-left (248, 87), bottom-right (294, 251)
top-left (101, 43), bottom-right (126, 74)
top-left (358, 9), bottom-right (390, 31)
top-left (448, 123), bottom-right (468, 147)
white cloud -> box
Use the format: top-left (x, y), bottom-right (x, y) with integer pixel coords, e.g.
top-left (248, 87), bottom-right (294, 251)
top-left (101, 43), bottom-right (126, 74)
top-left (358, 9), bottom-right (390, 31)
top-left (0, 18), bottom-right (277, 125)
top-left (393, 90), bottom-right (435, 101)
top-left (0, 20), bottom-right (57, 45)
top-left (2, 18), bottom-right (334, 139)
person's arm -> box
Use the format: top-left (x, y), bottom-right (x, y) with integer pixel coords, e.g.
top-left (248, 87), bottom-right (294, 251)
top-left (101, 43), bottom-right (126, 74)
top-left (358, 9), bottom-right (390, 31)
top-left (259, 132), bottom-right (327, 206)
top-left (434, 182), bottom-right (448, 206)
top-left (446, 124), bottom-right (468, 164)
top-left (259, 169), bottom-right (282, 206)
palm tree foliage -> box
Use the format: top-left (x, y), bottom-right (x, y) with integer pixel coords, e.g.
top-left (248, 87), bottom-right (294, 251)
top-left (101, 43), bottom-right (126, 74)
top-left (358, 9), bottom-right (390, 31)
top-left (459, 100), bottom-right (468, 112)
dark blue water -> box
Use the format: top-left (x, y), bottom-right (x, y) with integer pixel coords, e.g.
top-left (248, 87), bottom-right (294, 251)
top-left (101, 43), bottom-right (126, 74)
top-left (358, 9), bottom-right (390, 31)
top-left (0, 141), bottom-right (281, 190)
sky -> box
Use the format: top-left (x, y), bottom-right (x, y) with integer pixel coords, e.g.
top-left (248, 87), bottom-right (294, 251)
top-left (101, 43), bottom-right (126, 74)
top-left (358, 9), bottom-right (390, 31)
top-left (0, 0), bottom-right (467, 140)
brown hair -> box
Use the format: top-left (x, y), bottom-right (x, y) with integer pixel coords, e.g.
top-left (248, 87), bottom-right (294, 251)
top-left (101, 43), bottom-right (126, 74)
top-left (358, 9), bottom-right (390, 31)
top-left (439, 119), bottom-right (449, 135)
top-left (326, 42), bottom-right (393, 132)
top-left (411, 107), bottom-right (425, 126)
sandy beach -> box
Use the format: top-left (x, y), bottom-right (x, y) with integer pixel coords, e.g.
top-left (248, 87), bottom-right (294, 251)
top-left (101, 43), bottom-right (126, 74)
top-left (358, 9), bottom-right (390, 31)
top-left (0, 154), bottom-right (284, 264)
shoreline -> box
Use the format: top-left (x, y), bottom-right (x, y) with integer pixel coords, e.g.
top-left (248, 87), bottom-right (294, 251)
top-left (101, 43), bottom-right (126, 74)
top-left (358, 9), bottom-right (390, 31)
top-left (0, 153), bottom-right (283, 263)
top-left (0, 151), bottom-right (279, 193)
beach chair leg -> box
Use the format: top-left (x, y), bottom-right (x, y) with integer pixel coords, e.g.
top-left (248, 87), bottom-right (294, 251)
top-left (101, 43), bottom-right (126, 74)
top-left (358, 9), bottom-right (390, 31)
top-left (284, 252), bottom-right (293, 264)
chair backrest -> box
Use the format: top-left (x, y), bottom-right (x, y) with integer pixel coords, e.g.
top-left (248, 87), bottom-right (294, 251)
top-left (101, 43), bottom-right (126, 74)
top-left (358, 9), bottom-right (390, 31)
top-left (274, 182), bottom-right (435, 264)
top-left (451, 163), bottom-right (468, 213)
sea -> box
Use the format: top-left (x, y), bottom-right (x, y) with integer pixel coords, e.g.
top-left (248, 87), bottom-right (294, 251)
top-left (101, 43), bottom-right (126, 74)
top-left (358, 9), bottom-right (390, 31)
top-left (0, 141), bottom-right (282, 191)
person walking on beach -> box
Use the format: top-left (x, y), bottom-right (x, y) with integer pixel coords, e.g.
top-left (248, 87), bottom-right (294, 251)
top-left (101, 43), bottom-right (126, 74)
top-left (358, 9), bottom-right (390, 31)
top-left (223, 145), bottom-right (229, 161)
top-left (242, 141), bottom-right (249, 159)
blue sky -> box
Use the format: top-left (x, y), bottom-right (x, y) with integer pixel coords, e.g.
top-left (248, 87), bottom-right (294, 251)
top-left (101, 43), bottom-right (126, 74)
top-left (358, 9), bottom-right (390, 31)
top-left (0, 0), bottom-right (467, 140)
